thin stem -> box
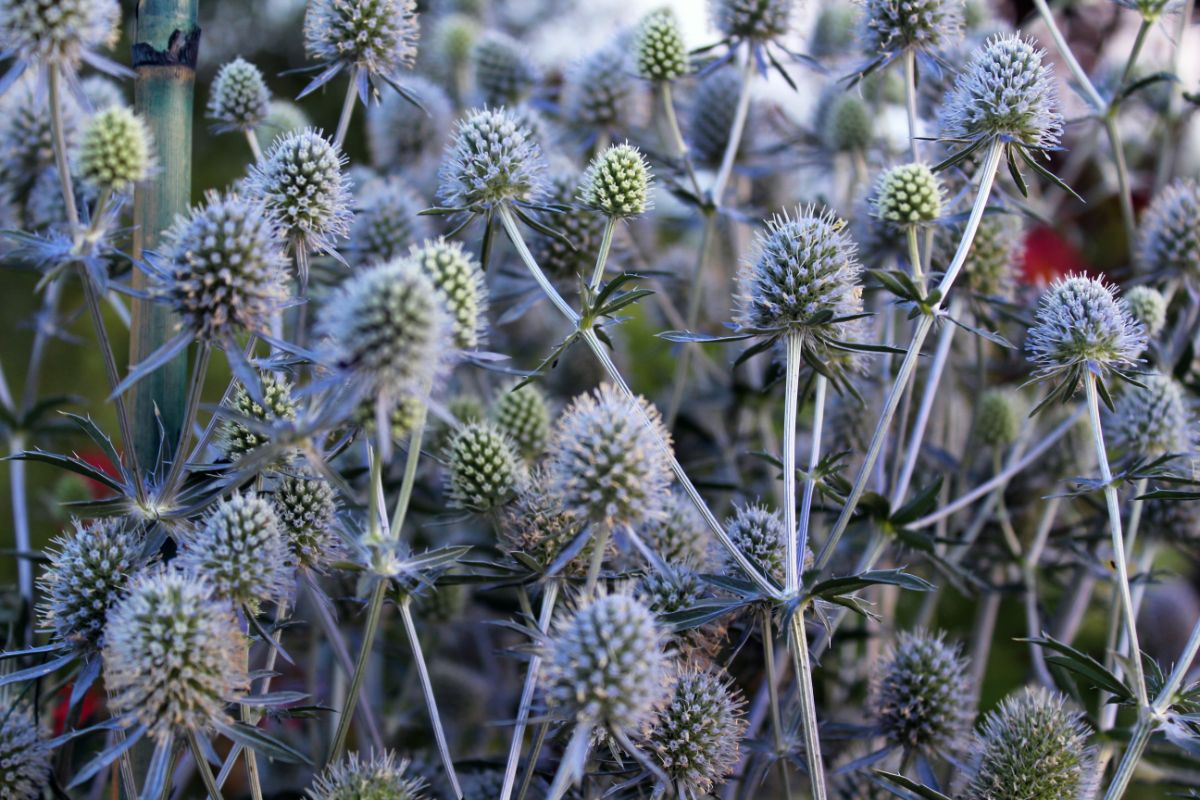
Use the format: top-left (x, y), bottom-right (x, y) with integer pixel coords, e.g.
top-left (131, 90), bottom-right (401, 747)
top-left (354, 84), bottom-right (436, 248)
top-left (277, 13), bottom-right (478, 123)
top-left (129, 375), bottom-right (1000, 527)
top-left (1022, 496), bottom-right (1061, 690)
top-left (1103, 115), bottom-right (1137, 255)
top-left (186, 729), bottom-right (224, 800)
top-left (798, 374), bottom-right (826, 575)
top-left (163, 343), bottom-right (211, 497)
top-left (782, 332), bottom-right (803, 592)
top-left (244, 128), bottom-right (264, 163)
top-left (589, 217), bottom-right (617, 291)
top-left (48, 68), bottom-right (81, 229)
top-left (903, 49), bottom-right (919, 162)
top-left (9, 435), bottom-right (31, 633)
top-left (905, 225), bottom-right (925, 293)
top-left (1118, 18), bottom-right (1152, 90)
top-left (816, 139), bottom-right (1004, 571)
top-left (760, 611), bottom-right (794, 799)
top-left (788, 612), bottom-right (827, 800)
top-left (389, 403), bottom-right (429, 536)
top-left (500, 582), bottom-right (560, 800)
top-left (398, 596), bottom-right (463, 798)
top-left (583, 525), bottom-right (611, 598)
top-left (665, 212), bottom-right (717, 428)
top-left (327, 578), bottom-right (387, 764)
top-left (661, 82), bottom-right (703, 197)
top-left (1030, 0), bottom-right (1106, 112)
top-left (710, 51), bottom-right (755, 206)
top-left (334, 75), bottom-right (359, 150)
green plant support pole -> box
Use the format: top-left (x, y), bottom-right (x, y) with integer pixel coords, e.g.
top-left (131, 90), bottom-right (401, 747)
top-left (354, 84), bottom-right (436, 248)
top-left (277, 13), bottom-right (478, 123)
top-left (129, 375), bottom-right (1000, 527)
top-left (130, 0), bottom-right (200, 468)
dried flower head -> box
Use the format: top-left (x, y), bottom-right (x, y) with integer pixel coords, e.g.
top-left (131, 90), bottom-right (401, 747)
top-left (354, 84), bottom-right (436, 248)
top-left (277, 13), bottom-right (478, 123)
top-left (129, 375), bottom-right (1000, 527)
top-left (975, 388), bottom-right (1022, 447)
top-left (498, 475), bottom-right (589, 572)
top-left (207, 57), bottom-right (271, 132)
top-left (873, 630), bottom-right (973, 752)
top-left (307, 751), bottom-right (427, 800)
top-left (444, 421), bottom-right (524, 512)
top-left (163, 190), bottom-right (289, 341)
top-left (409, 237), bottom-right (488, 350)
top-left (274, 472), bottom-right (342, 571)
top-left (1110, 372), bottom-right (1191, 458)
top-left (1123, 285), bottom-right (1167, 338)
top-left (643, 489), bottom-right (711, 569)
top-left (635, 9), bottom-right (689, 82)
top-left (873, 163), bottom-right (944, 225)
top-left (647, 665), bottom-right (747, 795)
top-left (580, 143), bottom-right (653, 219)
top-left (0, 691), bottom-right (50, 799)
top-left (349, 175), bottom-right (429, 267)
top-left (0, 0), bottom-right (120, 69)
top-left (1136, 179), bottom-right (1200, 282)
top-left (366, 74), bottom-right (452, 170)
top-left (725, 503), bottom-right (785, 581)
top-left (490, 381), bottom-right (551, 458)
top-left (38, 517), bottom-right (144, 653)
top-left (304, 0), bottom-right (419, 89)
top-left (103, 569), bottom-right (248, 737)
top-left (77, 105), bottom-right (153, 195)
top-left (437, 106), bottom-right (544, 211)
top-left (470, 31), bottom-right (539, 106)
top-left (564, 45), bottom-right (641, 133)
top-left (217, 374), bottom-right (298, 466)
top-left (859, 0), bottom-right (964, 55)
top-left (710, 0), bottom-right (795, 42)
top-left (546, 383), bottom-right (673, 527)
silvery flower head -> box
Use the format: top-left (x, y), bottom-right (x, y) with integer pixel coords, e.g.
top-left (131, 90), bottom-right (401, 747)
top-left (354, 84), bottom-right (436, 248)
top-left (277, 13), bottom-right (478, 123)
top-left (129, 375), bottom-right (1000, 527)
top-left (178, 491), bottom-right (295, 608)
top-left (163, 190), bottom-right (289, 341)
top-left (959, 212), bottom-right (1024, 301)
top-left (975, 388), bottom-right (1022, 447)
top-left (303, 0), bottom-right (419, 97)
top-left (77, 105), bottom-right (153, 195)
top-left (490, 380), bottom-right (551, 458)
top-left (580, 143), bottom-right (653, 219)
top-left (470, 31), bottom-right (540, 106)
top-left (938, 33), bottom-right (1063, 153)
top-left (366, 74), bottom-right (452, 170)
top-left (636, 566), bottom-right (706, 619)
top-left (962, 687), bottom-right (1097, 800)
top-left (1123, 285), bottom-right (1167, 338)
top-left (307, 751), bottom-right (427, 800)
top-left (546, 383), bottom-right (673, 528)
top-left (0, 688), bottom-right (50, 799)
top-left (724, 503), bottom-right (785, 582)
top-left (635, 8), bottom-right (689, 82)
top-left (437, 106), bottom-right (544, 212)
top-left (348, 175), bottom-right (429, 267)
top-left (688, 67), bottom-right (751, 166)
top-left (646, 665), bottom-right (746, 795)
top-left (643, 489), bottom-right (711, 569)
top-left (543, 590), bottom-right (671, 732)
top-left (0, 0), bottom-right (120, 71)
top-left (444, 421), bottom-right (524, 512)
top-left (274, 472), bottom-right (343, 571)
top-left (710, 0), bottom-right (795, 42)
top-left (873, 163), bottom-right (944, 226)
top-left (858, 0), bottom-right (964, 56)
top-left (532, 167), bottom-right (606, 281)
top-left (248, 128), bottom-right (352, 262)
top-left (873, 630), bottom-right (973, 752)
top-left (408, 237), bottom-right (488, 350)
top-left (564, 45), bottom-right (642, 134)
top-left (217, 374), bottom-right (298, 468)
top-left (1136, 179), bottom-right (1200, 282)
top-left (38, 517), bottom-right (144, 654)
top-left (0, 88), bottom-right (78, 200)
top-left (207, 57), bottom-right (271, 133)
top-left (1025, 274), bottom-right (1146, 392)
top-left (103, 569), bottom-right (248, 737)
top-left (1110, 372), bottom-right (1191, 458)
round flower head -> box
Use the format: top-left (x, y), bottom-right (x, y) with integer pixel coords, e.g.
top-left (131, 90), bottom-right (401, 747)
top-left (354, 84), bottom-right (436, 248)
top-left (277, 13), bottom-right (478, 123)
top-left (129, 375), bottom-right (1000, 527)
top-left (103, 569), bottom-right (249, 737)
top-left (355, 393), bottom-right (424, 444)
top-left (1136, 180), bottom-right (1200, 282)
top-left (0, 88), bottom-right (78, 199)
top-left (580, 143), bottom-right (653, 219)
top-left (409, 237), bottom-right (488, 350)
top-left (635, 8), bottom-right (689, 82)
top-left (546, 383), bottom-right (673, 528)
top-left (564, 45), bottom-right (641, 133)
top-left (1123, 285), bottom-right (1167, 338)
top-left (960, 212), bottom-right (1024, 301)
top-left (304, 0), bottom-right (419, 86)
top-left (348, 176), bottom-right (429, 267)
top-left (490, 380), bottom-right (551, 458)
top-left (938, 34), bottom-right (1063, 152)
top-left (873, 163), bottom-right (944, 226)
top-left (0, 691), bottom-right (50, 798)
top-left (873, 630), bottom-right (973, 752)
top-left (1025, 274), bottom-right (1146, 386)
top-left (647, 665), bottom-right (746, 795)
top-left (962, 687), bottom-right (1096, 800)
top-left (256, 100), bottom-right (311, 151)
top-left (274, 472), bottom-right (342, 571)
top-left (532, 168), bottom-right (607, 281)
top-left (438, 106), bottom-right (544, 211)
top-left (178, 492), bottom-right (295, 608)
top-left (444, 421), bottom-right (524, 512)
top-left (163, 190), bottom-right (289, 341)
top-left (217, 374), bottom-right (298, 466)
top-left (77, 105), bottom-right (153, 195)
top-left (818, 91), bottom-right (874, 153)
top-left (307, 751), bottom-right (427, 800)
top-left (735, 206), bottom-right (864, 337)
top-left (499, 474), bottom-right (590, 572)
top-left (543, 590), bottom-right (671, 732)
top-left (249, 128), bottom-right (352, 260)
top-left (859, 0), bottom-right (963, 56)
top-left (724, 503), bottom-right (785, 581)
top-left (643, 489), bottom-right (711, 569)
top-left (710, 0), bottom-right (794, 42)
top-left (688, 67), bottom-right (751, 166)
top-left (366, 74), bottom-right (452, 170)
top-left (1110, 372), bottom-right (1191, 458)
top-left (471, 31), bottom-right (540, 106)
top-left (636, 566), bottom-right (706, 620)
top-left (207, 57), bottom-right (271, 132)
top-left (975, 388), bottom-right (1022, 447)
top-left (0, 0), bottom-right (120, 68)
top-left (38, 517), bottom-right (144, 653)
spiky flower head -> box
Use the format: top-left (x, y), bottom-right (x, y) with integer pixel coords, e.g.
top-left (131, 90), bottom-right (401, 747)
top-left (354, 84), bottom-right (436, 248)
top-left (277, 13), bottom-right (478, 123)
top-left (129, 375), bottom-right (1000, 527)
top-left (103, 569), bottom-right (248, 737)
top-left (256, 100), bottom-right (311, 150)
top-left (0, 88), bottom-right (77, 200)
top-left (735, 206), bottom-right (864, 339)
top-left (490, 381), bottom-right (551, 458)
top-left (688, 67), bottom-right (750, 166)
top-left (546, 383), bottom-right (673, 527)
top-left (1136, 180), bottom-right (1200, 282)
top-left (564, 45), bottom-right (641, 132)
top-left (304, 0), bottom-right (419, 83)
top-left (1025, 274), bottom-right (1146, 387)
top-left (635, 8), bottom-right (689, 82)
top-left (532, 168), bottom-right (607, 281)
top-left (0, 693), bottom-right (50, 798)
top-left (178, 492), bottom-right (295, 608)
top-left (1123, 285), bottom-right (1167, 338)
top-left (636, 567), bottom-right (706, 619)
top-left (355, 394), bottom-right (424, 444)
top-left (38, 517), bottom-right (144, 653)
top-left (962, 687), bottom-right (1096, 800)
top-left (543, 591), bottom-right (671, 732)
top-left (873, 163), bottom-right (944, 225)
top-left (163, 190), bottom-right (289, 341)
top-left (409, 237), bottom-right (488, 350)
top-left (580, 143), bottom-right (653, 219)
top-left (217, 374), bottom-right (298, 466)
top-left (939, 34), bottom-right (1063, 152)
top-left (818, 92), bottom-right (874, 153)
top-left (249, 128), bottom-right (352, 258)
top-left (859, 0), bottom-right (963, 56)
top-left (0, 0), bottom-right (120, 68)
top-left (307, 751), bottom-right (427, 800)
top-left (1111, 0), bottom-right (1183, 20)
top-left (274, 472), bottom-right (342, 571)
top-left (975, 389), bottom-right (1022, 447)
top-left (348, 176), bottom-right (429, 267)
top-left (437, 106), bottom-right (544, 211)
top-left (873, 630), bottom-right (973, 752)
top-left (471, 31), bottom-right (539, 106)
top-left (960, 213), bottom-right (1024, 300)
top-left (498, 475), bottom-right (590, 572)
top-left (1110, 372), bottom-right (1191, 458)
top-left (1141, 495), bottom-right (1200, 546)
top-left (643, 489), bottom-right (710, 569)
top-left (647, 665), bottom-right (746, 795)
top-left (317, 256), bottom-right (452, 407)
top-left (366, 75), bottom-right (452, 170)
top-left (444, 421), bottom-right (524, 512)
top-left (77, 105), bottom-right (153, 195)
top-left (710, 0), bottom-right (795, 41)
top-left (207, 57), bottom-right (271, 132)
top-left (724, 503), bottom-right (785, 581)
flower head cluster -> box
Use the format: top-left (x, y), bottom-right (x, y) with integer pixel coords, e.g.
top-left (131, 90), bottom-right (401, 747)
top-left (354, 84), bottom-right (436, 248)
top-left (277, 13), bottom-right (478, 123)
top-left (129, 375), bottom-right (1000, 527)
top-left (1123, 285), bottom-right (1167, 338)
top-left (873, 163), bottom-right (944, 226)
top-left (304, 0), bottom-right (419, 86)
top-left (710, 0), bottom-right (795, 42)
top-left (217, 374), bottom-right (298, 466)
top-left (647, 666), bottom-right (746, 795)
top-left (643, 490), bottom-right (711, 569)
top-left (637, 567), bottom-right (706, 620)
top-left (975, 388), bottom-right (1022, 447)
top-left (0, 0), bottom-right (120, 69)
top-left (409, 237), bottom-right (488, 350)
top-left (349, 176), bottom-right (429, 267)
top-left (103, 569), bottom-right (248, 737)
top-left (0, 693), bottom-right (50, 798)
top-left (77, 105), bottom-right (153, 195)
top-left (859, 0), bottom-right (964, 56)
top-left (39, 517), bottom-right (144, 653)
top-left (274, 472), bottom-right (342, 571)
top-left (490, 381), bottom-right (551, 458)
top-left (470, 31), bottom-right (539, 106)
top-left (207, 57), bottom-right (271, 132)
top-left (1110, 372), bottom-right (1191, 457)
top-left (725, 504), bottom-right (785, 581)
top-left (635, 9), bottom-right (689, 82)
top-left (438, 106), bottom-right (544, 211)
top-left (1136, 179), bottom-right (1200, 282)
top-left (580, 144), bottom-right (653, 219)
top-left (444, 421), bottom-right (524, 512)
top-left (546, 383), bottom-right (673, 527)
top-left (872, 630), bottom-right (973, 752)
top-left (307, 751), bottom-right (427, 800)
top-left (366, 75), bottom-right (452, 170)
top-left (564, 46), bottom-right (640, 133)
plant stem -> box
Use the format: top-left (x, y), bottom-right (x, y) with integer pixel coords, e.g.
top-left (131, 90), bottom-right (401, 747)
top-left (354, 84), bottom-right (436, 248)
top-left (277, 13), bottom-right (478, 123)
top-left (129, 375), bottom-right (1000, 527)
top-left (398, 596), bottom-right (463, 799)
top-left (1103, 114), bottom-right (1137, 256)
top-left (389, 403), bottom-right (429, 535)
top-left (334, 75), bottom-right (358, 150)
top-left (782, 332), bottom-right (803, 593)
top-left (245, 128), bottom-right (264, 162)
top-left (163, 343), bottom-right (210, 496)
top-left (789, 612), bottom-right (827, 800)
top-left (47, 68), bottom-right (80, 229)
top-left (589, 217), bottom-right (617, 291)
top-left (8, 434), bottom-right (31, 639)
top-left (905, 225), bottom-right (925, 293)
top-left (660, 82), bottom-right (703, 198)
top-left (665, 211), bottom-right (717, 428)
top-left (799, 374), bottom-right (826, 575)
top-left (710, 51), bottom-right (756, 206)
top-left (500, 581), bottom-right (559, 800)
top-left (583, 525), bottom-right (611, 598)
top-left (186, 729), bottom-right (224, 800)
top-left (327, 578), bottom-right (387, 764)
top-left (1030, 0), bottom-right (1106, 113)
top-left (903, 49), bottom-right (919, 162)
top-left (761, 611), bottom-right (794, 799)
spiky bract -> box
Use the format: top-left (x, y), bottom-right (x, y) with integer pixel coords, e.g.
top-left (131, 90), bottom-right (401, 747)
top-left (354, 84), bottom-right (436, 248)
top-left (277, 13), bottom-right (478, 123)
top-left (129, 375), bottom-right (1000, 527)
top-left (217, 374), bottom-right (298, 466)
top-left (307, 751), bottom-right (427, 800)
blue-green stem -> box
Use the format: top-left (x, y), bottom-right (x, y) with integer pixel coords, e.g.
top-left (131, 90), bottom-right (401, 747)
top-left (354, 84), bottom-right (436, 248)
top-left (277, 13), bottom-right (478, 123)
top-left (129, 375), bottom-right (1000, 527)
top-left (499, 581), bottom-right (559, 800)
top-left (782, 332), bottom-right (804, 592)
top-left (589, 217), bottom-right (617, 291)
top-left (333, 75), bottom-right (358, 150)
top-left (187, 728), bottom-right (224, 800)
top-left (399, 595), bottom-right (463, 799)
top-left (665, 212), bottom-right (717, 428)
top-left (760, 610), bottom-right (794, 798)
top-left (790, 611), bottom-right (827, 800)
top-left (660, 81), bottom-right (703, 198)
top-left (710, 51), bottom-right (756, 206)
top-left (798, 374), bottom-right (826, 577)
top-left (903, 49), bottom-right (919, 162)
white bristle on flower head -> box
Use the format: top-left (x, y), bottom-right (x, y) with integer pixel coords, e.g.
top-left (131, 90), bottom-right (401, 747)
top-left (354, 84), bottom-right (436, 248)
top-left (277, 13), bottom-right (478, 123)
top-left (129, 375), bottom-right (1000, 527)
top-left (304, 0), bottom-right (419, 82)
top-left (207, 57), bottom-right (271, 132)
top-left (646, 664), bottom-right (747, 795)
top-left (0, 0), bottom-right (121, 68)
top-left (437, 106), bottom-right (544, 211)
top-left (1122, 285), bottom-right (1167, 338)
top-left (725, 503), bottom-right (786, 582)
top-left (872, 630), bottom-right (973, 752)
top-left (859, 0), bottom-right (964, 56)
top-left (579, 143), bottom-right (653, 219)
top-left (0, 688), bottom-right (50, 799)
top-left (444, 421), bottom-right (524, 512)
top-left (349, 175), bottom-right (429, 268)
top-left (635, 8), bottom-right (689, 82)
top-left (274, 472), bottom-right (343, 572)
top-left (1136, 179), bottom-right (1200, 283)
top-left (307, 751), bottom-right (427, 800)
top-left (1025, 274), bottom-right (1146, 383)
top-left (710, 0), bottom-right (795, 42)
